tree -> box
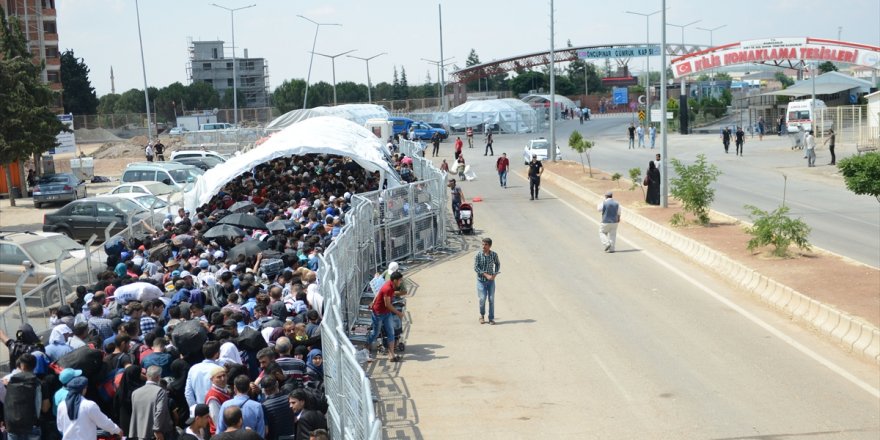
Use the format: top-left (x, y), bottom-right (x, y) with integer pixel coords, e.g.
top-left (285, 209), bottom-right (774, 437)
top-left (818, 61), bottom-right (838, 73)
top-left (97, 93), bottom-right (120, 114)
top-left (60, 49), bottom-right (99, 115)
top-left (335, 81), bottom-right (367, 104)
top-left (510, 71), bottom-right (547, 94)
top-left (0, 6), bottom-right (68, 206)
top-left (465, 49), bottom-right (481, 92)
top-left (568, 130), bottom-right (594, 176)
top-left (399, 66), bottom-right (409, 99)
top-left (669, 154), bottom-right (722, 225)
top-left (185, 81), bottom-right (220, 111)
top-left (775, 71), bottom-right (794, 89)
top-left (837, 152), bottom-right (880, 203)
top-left (272, 79), bottom-right (305, 113)
top-left (714, 72), bottom-right (732, 81)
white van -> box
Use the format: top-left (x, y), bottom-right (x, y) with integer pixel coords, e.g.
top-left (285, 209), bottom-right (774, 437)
top-left (786, 99), bottom-right (831, 133)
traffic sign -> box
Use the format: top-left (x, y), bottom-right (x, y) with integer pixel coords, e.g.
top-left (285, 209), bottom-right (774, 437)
top-left (638, 111), bottom-right (645, 121)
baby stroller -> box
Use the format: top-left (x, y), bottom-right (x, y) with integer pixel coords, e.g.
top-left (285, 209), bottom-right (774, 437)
top-left (457, 203), bottom-right (474, 234)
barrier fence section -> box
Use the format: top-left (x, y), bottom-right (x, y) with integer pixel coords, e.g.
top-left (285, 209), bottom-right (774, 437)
top-left (314, 152), bottom-right (448, 439)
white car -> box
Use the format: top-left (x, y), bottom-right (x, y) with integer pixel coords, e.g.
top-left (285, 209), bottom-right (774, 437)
top-left (523, 138), bottom-right (563, 164)
top-left (98, 192), bottom-right (181, 216)
top-left (169, 150), bottom-right (228, 162)
top-left (168, 126), bottom-right (188, 136)
top-left (106, 182), bottom-right (183, 205)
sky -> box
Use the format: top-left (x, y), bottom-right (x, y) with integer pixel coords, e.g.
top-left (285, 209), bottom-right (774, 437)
top-left (55, 0), bottom-right (880, 98)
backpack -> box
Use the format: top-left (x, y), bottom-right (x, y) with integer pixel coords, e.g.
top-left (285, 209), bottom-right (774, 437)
top-left (4, 372), bottom-right (40, 433)
top-left (8, 340), bottom-right (43, 369)
top-left (97, 355), bottom-right (126, 402)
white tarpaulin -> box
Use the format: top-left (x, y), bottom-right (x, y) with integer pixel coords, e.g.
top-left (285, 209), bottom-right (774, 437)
top-left (265, 104), bottom-right (390, 131)
top-left (185, 116), bottom-right (401, 210)
top-left (521, 94), bottom-right (579, 111)
top-left (446, 99), bottom-right (537, 133)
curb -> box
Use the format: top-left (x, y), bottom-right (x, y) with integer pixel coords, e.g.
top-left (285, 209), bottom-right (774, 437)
top-left (542, 170), bottom-right (880, 364)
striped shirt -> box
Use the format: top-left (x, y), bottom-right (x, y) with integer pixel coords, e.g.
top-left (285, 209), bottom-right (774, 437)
top-left (473, 250), bottom-right (500, 282)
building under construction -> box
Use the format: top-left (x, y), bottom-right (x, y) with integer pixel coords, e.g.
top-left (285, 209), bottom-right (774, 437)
top-left (187, 39), bottom-right (270, 108)
top-left (1, 0), bottom-right (62, 102)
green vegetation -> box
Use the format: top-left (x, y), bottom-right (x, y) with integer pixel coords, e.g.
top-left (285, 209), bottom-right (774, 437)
top-left (628, 167), bottom-right (644, 198)
top-left (60, 49), bottom-right (99, 115)
top-left (669, 154), bottom-right (722, 225)
top-left (568, 130), bottom-right (594, 176)
top-left (837, 152), bottom-right (880, 203)
top-left (745, 205), bottom-right (811, 257)
top-left (611, 172), bottom-right (622, 187)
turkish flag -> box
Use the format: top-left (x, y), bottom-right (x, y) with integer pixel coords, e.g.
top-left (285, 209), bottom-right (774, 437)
top-left (675, 62), bottom-right (693, 76)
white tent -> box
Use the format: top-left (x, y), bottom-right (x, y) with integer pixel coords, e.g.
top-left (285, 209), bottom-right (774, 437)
top-left (446, 99), bottom-right (537, 133)
top-left (521, 94), bottom-right (579, 111)
top-left (265, 104), bottom-right (390, 131)
top-left (185, 116), bottom-right (401, 211)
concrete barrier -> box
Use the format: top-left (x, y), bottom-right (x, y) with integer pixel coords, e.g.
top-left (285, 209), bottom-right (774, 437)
top-left (542, 170), bottom-right (880, 363)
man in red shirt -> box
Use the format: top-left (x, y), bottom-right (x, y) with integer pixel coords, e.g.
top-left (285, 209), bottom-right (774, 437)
top-left (367, 271), bottom-right (406, 362)
top-left (454, 137), bottom-right (463, 161)
top-left (496, 153), bottom-right (510, 188)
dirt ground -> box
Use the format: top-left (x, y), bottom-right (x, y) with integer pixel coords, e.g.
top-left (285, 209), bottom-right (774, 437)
top-left (544, 160), bottom-right (880, 327)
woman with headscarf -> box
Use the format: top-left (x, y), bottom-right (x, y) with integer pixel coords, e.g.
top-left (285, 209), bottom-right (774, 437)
top-left (306, 348), bottom-right (324, 382)
top-left (113, 364), bottom-right (145, 436)
top-left (218, 340), bottom-right (243, 367)
top-left (57, 376), bottom-right (123, 439)
top-left (114, 262), bottom-right (127, 278)
top-left (645, 160), bottom-right (661, 206)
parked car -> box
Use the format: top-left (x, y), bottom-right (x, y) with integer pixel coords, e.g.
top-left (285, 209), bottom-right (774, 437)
top-left (106, 181), bottom-right (183, 205)
top-left (427, 123), bottom-right (450, 140)
top-left (121, 162), bottom-right (204, 189)
top-left (98, 193), bottom-right (181, 216)
top-left (388, 117), bottom-right (448, 140)
top-left (168, 126), bottom-right (189, 136)
top-left (172, 156), bottom-right (224, 171)
top-left (42, 196), bottom-right (150, 241)
top-left (169, 149), bottom-right (227, 162)
top-left (32, 173), bottom-right (87, 208)
top-left (0, 231), bottom-right (91, 300)
top-left (523, 137), bottom-right (563, 164)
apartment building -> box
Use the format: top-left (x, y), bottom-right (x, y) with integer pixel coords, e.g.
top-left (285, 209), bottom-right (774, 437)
top-left (2, 0), bottom-right (62, 102)
top-left (187, 40), bottom-right (270, 108)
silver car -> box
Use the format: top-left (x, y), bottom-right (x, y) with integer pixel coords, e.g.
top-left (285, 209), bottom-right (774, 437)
top-left (32, 173), bottom-right (87, 208)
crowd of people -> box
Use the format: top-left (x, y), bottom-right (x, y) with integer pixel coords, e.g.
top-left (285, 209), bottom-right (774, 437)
top-left (0, 153), bottom-right (389, 440)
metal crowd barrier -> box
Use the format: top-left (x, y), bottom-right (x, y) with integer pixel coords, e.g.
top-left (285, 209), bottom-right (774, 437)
top-left (314, 146), bottom-right (448, 439)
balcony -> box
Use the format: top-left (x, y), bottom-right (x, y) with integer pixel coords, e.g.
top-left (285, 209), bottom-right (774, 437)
top-left (45, 58), bottom-right (60, 66)
top-left (43, 33), bottom-right (58, 42)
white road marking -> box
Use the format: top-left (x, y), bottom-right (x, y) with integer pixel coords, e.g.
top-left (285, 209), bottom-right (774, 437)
top-left (593, 353), bottom-right (634, 402)
top-left (534, 179), bottom-right (880, 399)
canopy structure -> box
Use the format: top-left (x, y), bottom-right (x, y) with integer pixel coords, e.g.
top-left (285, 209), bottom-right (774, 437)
top-left (185, 116), bottom-right (401, 211)
top-left (265, 104), bottom-right (390, 132)
top-left (763, 71), bottom-right (873, 97)
top-left (521, 94), bottom-right (579, 111)
top-left (446, 98), bottom-right (537, 133)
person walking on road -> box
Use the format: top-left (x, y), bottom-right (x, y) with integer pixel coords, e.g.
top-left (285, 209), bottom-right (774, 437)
top-left (824, 128), bottom-right (836, 165)
top-left (454, 136), bottom-right (463, 160)
top-left (598, 191), bottom-right (621, 253)
top-left (735, 126), bottom-right (745, 156)
top-left (637, 124), bottom-right (645, 148)
top-left (527, 154), bottom-right (543, 200)
top-left (466, 127), bottom-right (474, 148)
top-left (757, 116), bottom-right (765, 140)
top-left (649, 124), bottom-right (657, 149)
top-left (154, 140), bottom-right (165, 161)
top-left (496, 153), bottom-right (510, 188)
top-left (627, 123), bottom-right (635, 149)
top-left (449, 178), bottom-right (464, 220)
top-left (721, 127), bottom-right (732, 154)
top-left (484, 129), bottom-right (494, 156)
top-left (145, 142), bottom-right (154, 162)
top-left (805, 130), bottom-right (817, 167)
top-left (431, 131), bottom-right (441, 157)
top-left (474, 237), bottom-right (500, 325)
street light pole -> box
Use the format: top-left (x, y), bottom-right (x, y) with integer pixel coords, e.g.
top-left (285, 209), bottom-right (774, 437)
top-left (660, 0), bottom-right (668, 207)
top-left (422, 57), bottom-right (455, 107)
top-left (312, 50), bottom-right (356, 106)
top-left (134, 0), bottom-right (153, 143)
top-left (212, 3), bottom-right (256, 127)
top-left (626, 8), bottom-right (664, 127)
top-left (299, 15), bottom-right (341, 110)
top-left (668, 19), bottom-right (701, 135)
top-left (348, 53), bottom-right (387, 104)
top-left (550, 0), bottom-right (557, 161)
top-left (438, 3), bottom-right (448, 111)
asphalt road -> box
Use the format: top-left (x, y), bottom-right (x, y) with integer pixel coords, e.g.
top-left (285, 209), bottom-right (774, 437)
top-left (386, 137), bottom-right (880, 438)
top-left (526, 115), bottom-right (880, 267)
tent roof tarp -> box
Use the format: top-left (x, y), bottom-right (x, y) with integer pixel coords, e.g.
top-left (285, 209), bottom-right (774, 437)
top-left (762, 71), bottom-right (873, 97)
top-left (521, 94), bottom-right (579, 110)
top-left (185, 116), bottom-right (400, 211)
top-left (266, 104), bottom-right (390, 131)
top-left (446, 99), bottom-right (537, 133)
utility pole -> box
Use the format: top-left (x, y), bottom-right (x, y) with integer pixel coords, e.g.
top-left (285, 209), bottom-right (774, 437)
top-left (549, 0), bottom-right (556, 161)
top-left (348, 53), bottom-right (387, 104)
top-left (134, 0), bottom-right (152, 143)
top-left (312, 50), bottom-right (356, 106)
top-left (438, 3), bottom-right (448, 111)
top-left (626, 8), bottom-right (664, 127)
top-left (299, 15), bottom-right (341, 110)
top-left (660, 0), bottom-right (668, 207)
top-left (212, 3), bottom-right (256, 127)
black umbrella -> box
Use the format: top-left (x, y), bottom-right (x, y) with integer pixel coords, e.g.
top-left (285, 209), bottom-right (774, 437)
top-left (265, 220), bottom-right (288, 233)
top-left (229, 201), bottom-right (256, 214)
top-left (228, 240), bottom-right (269, 260)
top-left (216, 213), bottom-right (267, 230)
top-left (203, 224), bottom-right (246, 240)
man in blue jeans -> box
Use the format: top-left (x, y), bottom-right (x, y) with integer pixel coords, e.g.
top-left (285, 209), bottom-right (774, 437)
top-left (367, 271), bottom-right (406, 361)
top-left (474, 237), bottom-right (501, 325)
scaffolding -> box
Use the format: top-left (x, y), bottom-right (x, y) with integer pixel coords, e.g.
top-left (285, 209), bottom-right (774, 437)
top-left (186, 38), bottom-right (271, 108)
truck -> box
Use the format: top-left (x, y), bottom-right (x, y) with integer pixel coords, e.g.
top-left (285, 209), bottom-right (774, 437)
top-left (175, 114), bottom-right (217, 132)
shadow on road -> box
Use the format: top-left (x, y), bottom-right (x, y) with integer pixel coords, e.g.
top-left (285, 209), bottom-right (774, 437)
top-left (492, 318), bottom-right (537, 326)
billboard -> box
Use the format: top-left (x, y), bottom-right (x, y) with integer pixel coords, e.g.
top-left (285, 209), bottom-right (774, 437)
top-left (52, 114), bottom-right (76, 155)
top-left (578, 46), bottom-right (661, 59)
top-left (612, 87), bottom-right (629, 105)
top-left (671, 38), bottom-right (880, 78)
